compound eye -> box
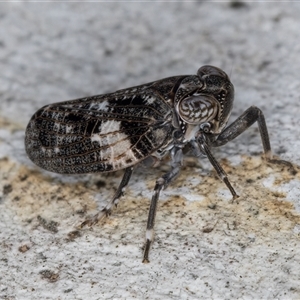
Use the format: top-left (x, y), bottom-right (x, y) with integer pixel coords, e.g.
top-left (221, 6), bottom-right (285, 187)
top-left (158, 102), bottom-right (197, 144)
top-left (178, 94), bottom-right (218, 125)
top-left (197, 65), bottom-right (229, 80)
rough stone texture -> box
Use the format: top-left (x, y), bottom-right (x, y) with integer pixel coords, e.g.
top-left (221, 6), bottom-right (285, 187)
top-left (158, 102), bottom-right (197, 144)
top-left (1, 2), bottom-right (300, 299)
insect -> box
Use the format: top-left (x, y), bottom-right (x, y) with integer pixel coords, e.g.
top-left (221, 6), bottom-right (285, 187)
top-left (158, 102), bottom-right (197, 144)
top-left (25, 65), bottom-right (275, 262)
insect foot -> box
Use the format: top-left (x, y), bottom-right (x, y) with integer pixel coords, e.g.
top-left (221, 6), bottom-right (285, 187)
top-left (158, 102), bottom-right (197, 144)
top-left (80, 167), bottom-right (133, 227)
top-left (25, 65), bottom-right (287, 262)
top-left (80, 209), bottom-right (109, 228)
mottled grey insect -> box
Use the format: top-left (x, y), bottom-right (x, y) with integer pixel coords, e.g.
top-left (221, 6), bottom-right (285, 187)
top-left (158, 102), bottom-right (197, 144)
top-left (25, 65), bottom-right (274, 262)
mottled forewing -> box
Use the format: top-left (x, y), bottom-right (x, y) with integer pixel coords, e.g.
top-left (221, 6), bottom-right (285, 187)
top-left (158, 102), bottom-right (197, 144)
top-left (25, 77), bottom-right (182, 174)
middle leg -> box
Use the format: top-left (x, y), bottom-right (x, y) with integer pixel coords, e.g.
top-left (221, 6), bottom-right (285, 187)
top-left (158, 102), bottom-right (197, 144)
top-left (143, 147), bottom-right (183, 263)
top-left (192, 136), bottom-right (239, 200)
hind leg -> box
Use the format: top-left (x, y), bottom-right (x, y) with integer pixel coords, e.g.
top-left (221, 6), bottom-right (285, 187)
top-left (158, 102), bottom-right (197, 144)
top-left (81, 167), bottom-right (133, 227)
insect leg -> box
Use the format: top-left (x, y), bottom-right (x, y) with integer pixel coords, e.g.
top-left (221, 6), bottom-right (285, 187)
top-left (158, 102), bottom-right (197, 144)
top-left (81, 167), bottom-right (133, 227)
top-left (196, 136), bottom-right (239, 200)
top-left (211, 106), bottom-right (296, 173)
top-left (211, 106), bottom-right (272, 159)
top-left (143, 147), bottom-right (183, 263)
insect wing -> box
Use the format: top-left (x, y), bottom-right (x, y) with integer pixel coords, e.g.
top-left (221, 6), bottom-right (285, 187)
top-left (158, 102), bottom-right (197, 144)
top-left (25, 83), bottom-right (177, 174)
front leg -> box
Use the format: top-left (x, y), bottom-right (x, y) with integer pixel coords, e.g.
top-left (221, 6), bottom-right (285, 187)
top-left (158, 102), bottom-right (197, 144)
top-left (212, 106), bottom-right (296, 174)
top-left (212, 106), bottom-right (272, 159)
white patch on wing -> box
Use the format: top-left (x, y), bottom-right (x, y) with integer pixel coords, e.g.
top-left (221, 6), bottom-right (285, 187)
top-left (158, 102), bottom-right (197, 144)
top-left (53, 122), bottom-right (60, 132)
top-left (54, 147), bottom-right (60, 154)
top-left (113, 138), bottom-right (132, 156)
top-left (91, 132), bottom-right (128, 148)
top-left (91, 134), bottom-right (102, 144)
top-left (100, 120), bottom-right (121, 135)
top-left (89, 101), bottom-right (110, 111)
top-left (65, 125), bottom-right (72, 133)
top-left (90, 124), bottom-right (141, 168)
top-left (146, 96), bottom-right (156, 105)
top-left (112, 149), bottom-right (138, 170)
